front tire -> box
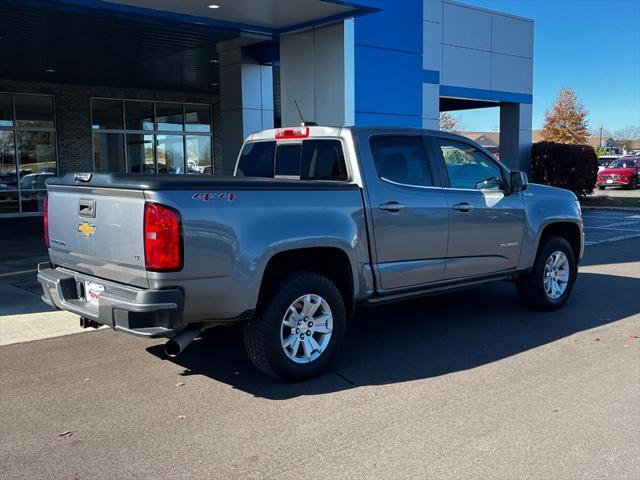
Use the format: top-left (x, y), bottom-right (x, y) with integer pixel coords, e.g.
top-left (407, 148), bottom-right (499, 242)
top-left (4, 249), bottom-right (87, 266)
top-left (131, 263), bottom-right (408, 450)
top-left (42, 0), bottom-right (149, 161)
top-left (517, 236), bottom-right (577, 310)
top-left (244, 271), bottom-right (346, 381)
top-left (596, 185), bottom-right (606, 190)
top-left (629, 177), bottom-right (638, 190)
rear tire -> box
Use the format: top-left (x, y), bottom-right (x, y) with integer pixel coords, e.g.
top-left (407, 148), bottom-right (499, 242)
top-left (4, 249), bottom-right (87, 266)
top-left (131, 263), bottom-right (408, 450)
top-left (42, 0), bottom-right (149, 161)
top-left (629, 177), bottom-right (638, 190)
top-left (244, 271), bottom-right (346, 381)
top-left (517, 236), bottom-right (577, 310)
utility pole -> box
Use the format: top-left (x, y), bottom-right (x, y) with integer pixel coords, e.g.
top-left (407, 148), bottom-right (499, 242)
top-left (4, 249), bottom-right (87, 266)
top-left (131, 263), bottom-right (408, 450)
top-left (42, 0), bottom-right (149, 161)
top-left (599, 124), bottom-right (603, 148)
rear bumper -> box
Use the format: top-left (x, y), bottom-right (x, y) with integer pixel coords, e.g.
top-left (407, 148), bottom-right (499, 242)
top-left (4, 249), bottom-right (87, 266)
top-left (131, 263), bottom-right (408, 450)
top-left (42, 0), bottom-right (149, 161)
top-left (37, 263), bottom-right (184, 338)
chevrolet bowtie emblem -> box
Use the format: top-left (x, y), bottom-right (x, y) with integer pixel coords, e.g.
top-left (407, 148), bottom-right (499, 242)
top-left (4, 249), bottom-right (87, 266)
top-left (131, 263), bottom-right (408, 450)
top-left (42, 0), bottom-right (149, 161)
top-left (77, 222), bottom-right (96, 237)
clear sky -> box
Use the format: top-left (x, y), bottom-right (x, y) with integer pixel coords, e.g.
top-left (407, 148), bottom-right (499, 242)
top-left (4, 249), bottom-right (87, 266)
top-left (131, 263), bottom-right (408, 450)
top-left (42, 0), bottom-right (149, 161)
top-left (452, 0), bottom-right (640, 134)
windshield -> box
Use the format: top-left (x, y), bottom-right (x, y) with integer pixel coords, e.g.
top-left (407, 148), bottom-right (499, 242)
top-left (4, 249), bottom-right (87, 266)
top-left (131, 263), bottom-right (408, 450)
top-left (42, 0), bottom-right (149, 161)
top-left (607, 159), bottom-right (637, 169)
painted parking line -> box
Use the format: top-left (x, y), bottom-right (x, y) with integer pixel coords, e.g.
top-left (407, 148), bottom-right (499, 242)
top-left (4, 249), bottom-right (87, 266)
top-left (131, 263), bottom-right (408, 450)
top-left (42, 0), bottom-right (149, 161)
top-left (582, 210), bottom-right (640, 245)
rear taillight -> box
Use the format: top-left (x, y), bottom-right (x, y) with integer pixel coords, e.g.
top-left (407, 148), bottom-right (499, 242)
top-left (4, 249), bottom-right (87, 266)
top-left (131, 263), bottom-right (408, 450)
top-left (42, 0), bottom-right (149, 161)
top-left (144, 202), bottom-right (182, 271)
top-left (43, 193), bottom-right (49, 247)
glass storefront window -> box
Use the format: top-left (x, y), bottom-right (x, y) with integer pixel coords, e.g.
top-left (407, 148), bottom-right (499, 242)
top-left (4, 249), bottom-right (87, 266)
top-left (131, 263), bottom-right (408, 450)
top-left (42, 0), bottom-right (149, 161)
top-left (156, 103), bottom-right (183, 131)
top-left (0, 94), bottom-right (57, 215)
top-left (127, 134), bottom-right (155, 173)
top-left (0, 131), bottom-right (18, 213)
top-left (92, 99), bottom-right (213, 175)
top-left (156, 135), bottom-right (185, 174)
top-left (14, 95), bottom-right (54, 128)
top-left (185, 104), bottom-right (211, 133)
top-left (186, 136), bottom-right (212, 175)
top-left (92, 99), bottom-right (123, 130)
top-left (0, 94), bottom-right (13, 127)
top-left (16, 131), bottom-right (56, 212)
top-left (93, 133), bottom-right (125, 173)
top-left (125, 101), bottom-right (154, 131)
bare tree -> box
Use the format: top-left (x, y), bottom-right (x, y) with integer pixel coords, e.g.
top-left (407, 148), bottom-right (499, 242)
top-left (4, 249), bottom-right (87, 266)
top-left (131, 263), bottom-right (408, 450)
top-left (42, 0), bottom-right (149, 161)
top-left (541, 88), bottom-right (590, 144)
top-left (614, 125), bottom-right (640, 152)
top-left (439, 111), bottom-right (461, 133)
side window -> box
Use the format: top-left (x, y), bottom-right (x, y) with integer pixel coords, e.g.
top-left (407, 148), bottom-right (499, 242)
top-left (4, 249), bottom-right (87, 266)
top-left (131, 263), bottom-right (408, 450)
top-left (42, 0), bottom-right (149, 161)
top-left (439, 140), bottom-right (503, 190)
top-left (301, 140), bottom-right (347, 180)
top-left (369, 136), bottom-right (432, 187)
top-left (275, 144), bottom-right (301, 177)
top-left (236, 141), bottom-right (275, 177)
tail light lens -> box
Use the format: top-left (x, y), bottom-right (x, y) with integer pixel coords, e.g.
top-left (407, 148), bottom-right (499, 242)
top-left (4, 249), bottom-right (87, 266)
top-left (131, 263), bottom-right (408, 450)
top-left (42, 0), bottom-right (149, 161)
top-left (43, 193), bottom-right (49, 247)
top-left (144, 202), bottom-right (183, 271)
top-left (275, 127), bottom-right (309, 139)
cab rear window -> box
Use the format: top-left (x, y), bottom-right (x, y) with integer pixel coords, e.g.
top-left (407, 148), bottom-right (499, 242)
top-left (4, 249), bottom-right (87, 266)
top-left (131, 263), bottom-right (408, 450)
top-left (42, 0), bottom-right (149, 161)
top-left (236, 139), bottom-right (347, 181)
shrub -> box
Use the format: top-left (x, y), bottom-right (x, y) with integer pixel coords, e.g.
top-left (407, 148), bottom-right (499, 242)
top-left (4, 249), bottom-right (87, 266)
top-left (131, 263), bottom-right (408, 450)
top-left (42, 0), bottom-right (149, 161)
top-left (530, 142), bottom-right (598, 197)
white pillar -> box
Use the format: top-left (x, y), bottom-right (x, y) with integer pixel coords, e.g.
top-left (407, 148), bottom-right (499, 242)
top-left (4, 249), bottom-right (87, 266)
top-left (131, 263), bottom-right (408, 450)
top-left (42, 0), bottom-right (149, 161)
top-left (500, 102), bottom-right (532, 173)
top-left (280, 20), bottom-right (354, 127)
top-left (218, 42), bottom-right (274, 174)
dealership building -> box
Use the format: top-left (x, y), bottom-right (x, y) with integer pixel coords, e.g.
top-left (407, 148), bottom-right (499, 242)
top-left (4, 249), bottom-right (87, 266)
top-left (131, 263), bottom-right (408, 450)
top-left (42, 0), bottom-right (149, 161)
top-left (0, 0), bottom-right (533, 218)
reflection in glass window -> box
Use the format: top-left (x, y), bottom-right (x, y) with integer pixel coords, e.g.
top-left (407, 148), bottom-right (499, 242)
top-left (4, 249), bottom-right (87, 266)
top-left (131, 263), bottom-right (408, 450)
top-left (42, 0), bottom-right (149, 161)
top-left (0, 94), bottom-right (13, 127)
top-left (93, 133), bottom-right (125, 173)
top-left (185, 104), bottom-right (211, 133)
top-left (125, 101), bottom-right (153, 130)
top-left (186, 136), bottom-right (212, 174)
top-left (92, 99), bottom-right (123, 130)
top-left (156, 135), bottom-right (185, 174)
top-left (0, 131), bottom-right (18, 213)
top-left (156, 103), bottom-right (183, 131)
top-left (439, 140), bottom-right (503, 191)
top-left (91, 99), bottom-right (214, 175)
top-left (15, 95), bottom-right (54, 128)
top-left (17, 131), bottom-right (56, 212)
top-left (127, 134), bottom-right (154, 173)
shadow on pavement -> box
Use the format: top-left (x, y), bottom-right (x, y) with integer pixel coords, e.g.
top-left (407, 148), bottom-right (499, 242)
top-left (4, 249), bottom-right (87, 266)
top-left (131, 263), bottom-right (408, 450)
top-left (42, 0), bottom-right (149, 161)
top-left (148, 269), bottom-right (640, 400)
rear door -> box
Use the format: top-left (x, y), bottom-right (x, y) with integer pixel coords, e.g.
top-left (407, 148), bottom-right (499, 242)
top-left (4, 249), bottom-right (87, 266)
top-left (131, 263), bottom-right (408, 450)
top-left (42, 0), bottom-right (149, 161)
top-left (47, 185), bottom-right (149, 287)
top-left (358, 133), bottom-right (449, 290)
top-left (433, 137), bottom-right (525, 279)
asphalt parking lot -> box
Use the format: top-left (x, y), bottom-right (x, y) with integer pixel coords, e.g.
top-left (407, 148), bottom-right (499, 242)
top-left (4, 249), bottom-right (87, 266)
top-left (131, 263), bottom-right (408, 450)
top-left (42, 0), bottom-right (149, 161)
top-left (1, 213), bottom-right (639, 479)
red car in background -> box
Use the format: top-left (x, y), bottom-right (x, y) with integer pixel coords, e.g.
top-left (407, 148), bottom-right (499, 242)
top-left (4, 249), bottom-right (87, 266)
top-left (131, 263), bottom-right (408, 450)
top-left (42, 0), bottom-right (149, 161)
top-left (596, 157), bottom-right (639, 190)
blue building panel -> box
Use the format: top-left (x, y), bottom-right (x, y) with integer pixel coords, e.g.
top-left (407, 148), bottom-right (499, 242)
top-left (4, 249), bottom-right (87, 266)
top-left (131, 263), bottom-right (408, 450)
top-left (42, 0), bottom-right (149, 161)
top-left (354, 45), bottom-right (423, 118)
top-left (353, 0), bottom-right (423, 54)
top-left (355, 112), bottom-right (422, 128)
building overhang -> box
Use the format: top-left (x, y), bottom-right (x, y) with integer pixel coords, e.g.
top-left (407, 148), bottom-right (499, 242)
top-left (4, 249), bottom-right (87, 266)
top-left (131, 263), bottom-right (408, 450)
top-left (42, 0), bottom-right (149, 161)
top-left (0, 0), bottom-right (379, 93)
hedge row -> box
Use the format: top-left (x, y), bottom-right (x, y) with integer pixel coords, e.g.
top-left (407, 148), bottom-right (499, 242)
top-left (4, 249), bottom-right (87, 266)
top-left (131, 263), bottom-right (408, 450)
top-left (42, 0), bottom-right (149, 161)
top-left (530, 142), bottom-right (598, 197)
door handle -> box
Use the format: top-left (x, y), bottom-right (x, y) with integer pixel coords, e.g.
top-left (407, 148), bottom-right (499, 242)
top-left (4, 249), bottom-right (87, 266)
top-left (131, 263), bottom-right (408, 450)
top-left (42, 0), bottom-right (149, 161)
top-left (452, 202), bottom-right (473, 212)
top-left (379, 201), bottom-right (405, 212)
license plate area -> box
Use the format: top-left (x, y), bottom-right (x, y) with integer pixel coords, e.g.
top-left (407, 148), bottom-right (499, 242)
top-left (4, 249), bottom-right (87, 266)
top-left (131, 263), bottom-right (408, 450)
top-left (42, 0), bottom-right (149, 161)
top-left (84, 281), bottom-right (105, 306)
top-left (606, 179), bottom-right (613, 184)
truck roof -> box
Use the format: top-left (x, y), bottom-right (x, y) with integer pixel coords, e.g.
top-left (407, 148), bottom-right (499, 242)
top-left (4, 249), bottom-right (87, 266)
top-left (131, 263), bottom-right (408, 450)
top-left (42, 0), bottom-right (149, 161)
top-left (246, 125), bottom-right (444, 142)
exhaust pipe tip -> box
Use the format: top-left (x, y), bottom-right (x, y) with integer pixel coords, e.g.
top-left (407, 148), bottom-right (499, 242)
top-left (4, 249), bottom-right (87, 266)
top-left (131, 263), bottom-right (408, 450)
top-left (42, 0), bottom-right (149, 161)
top-left (164, 339), bottom-right (182, 357)
top-left (164, 327), bottom-right (201, 358)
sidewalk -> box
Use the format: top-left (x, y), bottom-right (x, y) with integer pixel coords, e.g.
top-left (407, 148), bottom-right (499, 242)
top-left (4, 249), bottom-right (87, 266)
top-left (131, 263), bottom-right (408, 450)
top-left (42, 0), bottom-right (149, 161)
top-left (0, 217), bottom-right (91, 346)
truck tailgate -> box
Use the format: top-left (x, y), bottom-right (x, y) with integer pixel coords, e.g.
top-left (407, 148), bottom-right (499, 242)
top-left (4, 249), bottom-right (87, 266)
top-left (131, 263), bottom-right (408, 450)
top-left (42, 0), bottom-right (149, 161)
top-left (47, 185), bottom-right (148, 288)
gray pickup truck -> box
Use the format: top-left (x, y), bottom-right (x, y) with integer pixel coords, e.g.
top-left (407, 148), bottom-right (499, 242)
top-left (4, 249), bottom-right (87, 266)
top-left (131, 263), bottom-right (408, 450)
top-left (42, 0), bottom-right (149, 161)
top-left (38, 126), bottom-right (583, 380)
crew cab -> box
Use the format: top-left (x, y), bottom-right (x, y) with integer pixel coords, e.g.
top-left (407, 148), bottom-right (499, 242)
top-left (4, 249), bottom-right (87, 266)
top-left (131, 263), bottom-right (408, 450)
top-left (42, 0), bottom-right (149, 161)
top-left (596, 157), bottom-right (640, 190)
top-left (38, 126), bottom-right (584, 381)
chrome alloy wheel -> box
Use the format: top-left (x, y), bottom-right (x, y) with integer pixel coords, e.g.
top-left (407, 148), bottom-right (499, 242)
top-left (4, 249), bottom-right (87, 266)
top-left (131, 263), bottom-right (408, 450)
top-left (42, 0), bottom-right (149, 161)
top-left (280, 294), bottom-right (333, 364)
top-left (543, 250), bottom-right (570, 300)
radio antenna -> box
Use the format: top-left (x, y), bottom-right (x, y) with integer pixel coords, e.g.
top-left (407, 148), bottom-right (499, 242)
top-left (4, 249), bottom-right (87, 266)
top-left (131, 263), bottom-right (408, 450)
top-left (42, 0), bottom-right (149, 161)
top-left (294, 100), bottom-right (304, 124)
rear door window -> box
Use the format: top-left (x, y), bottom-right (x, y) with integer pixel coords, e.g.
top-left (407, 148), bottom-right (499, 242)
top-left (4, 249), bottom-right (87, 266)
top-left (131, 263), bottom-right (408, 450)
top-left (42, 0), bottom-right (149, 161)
top-left (369, 136), bottom-right (432, 187)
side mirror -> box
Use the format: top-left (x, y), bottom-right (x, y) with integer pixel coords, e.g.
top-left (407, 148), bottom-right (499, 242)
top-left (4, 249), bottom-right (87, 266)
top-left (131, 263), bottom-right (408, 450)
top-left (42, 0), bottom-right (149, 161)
top-left (510, 171), bottom-right (529, 193)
